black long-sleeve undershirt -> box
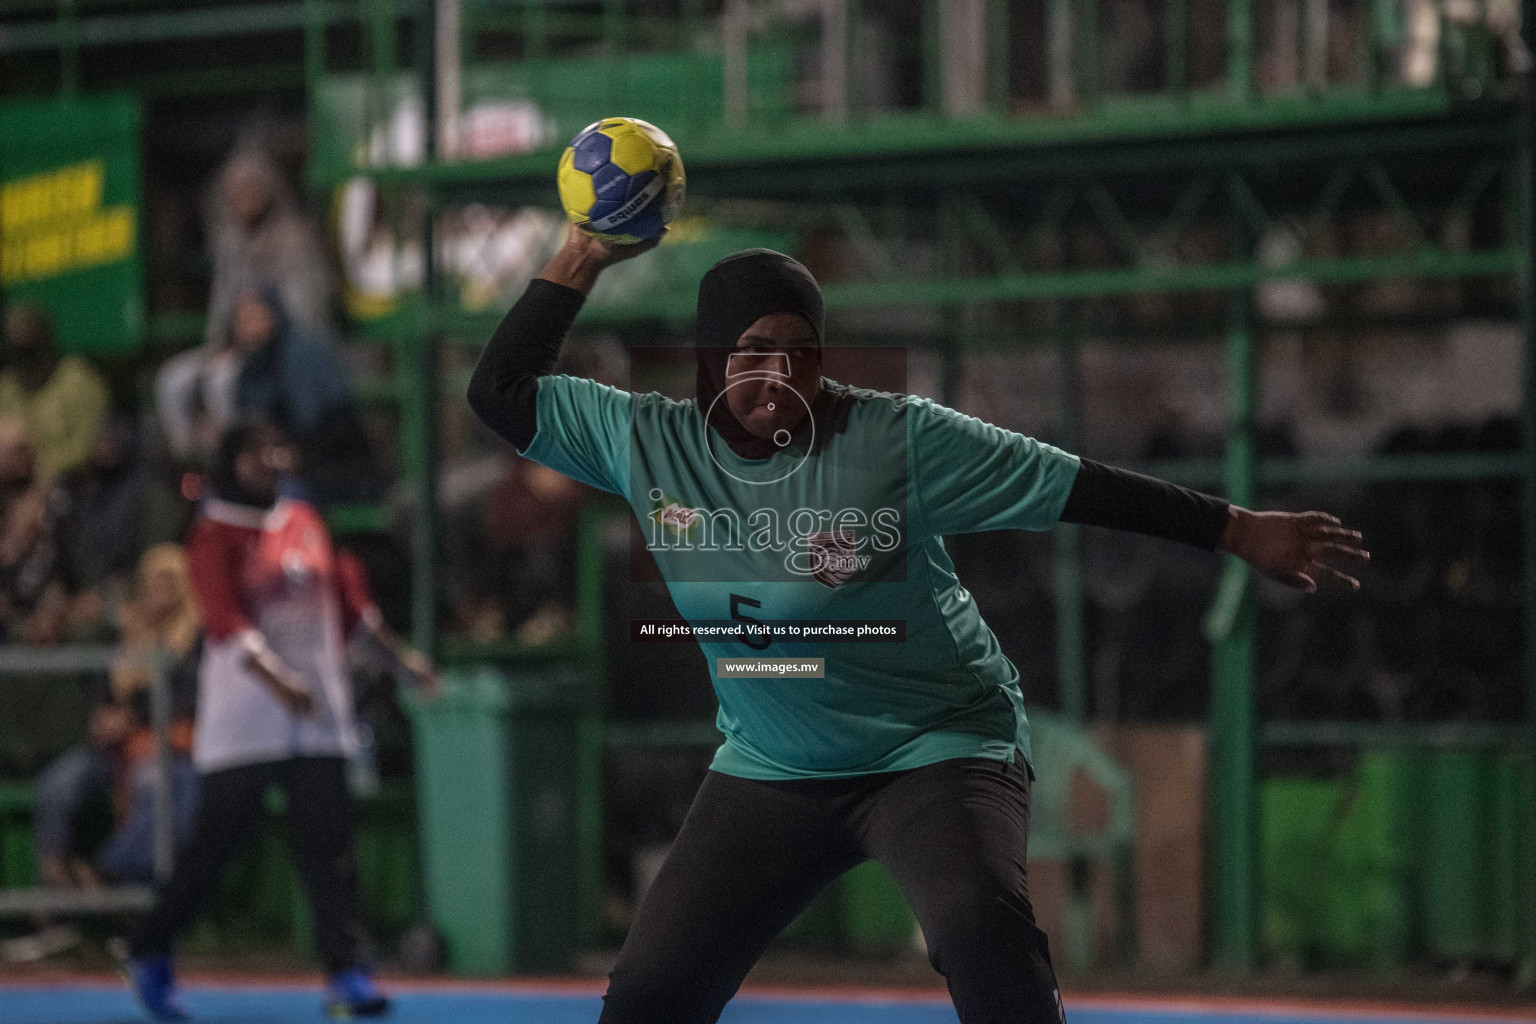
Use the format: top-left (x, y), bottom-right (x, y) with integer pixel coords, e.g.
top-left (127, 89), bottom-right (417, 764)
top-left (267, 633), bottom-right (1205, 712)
top-left (466, 277), bottom-right (586, 452)
top-left (1058, 458), bottom-right (1230, 549)
top-left (466, 279), bottom-right (1232, 550)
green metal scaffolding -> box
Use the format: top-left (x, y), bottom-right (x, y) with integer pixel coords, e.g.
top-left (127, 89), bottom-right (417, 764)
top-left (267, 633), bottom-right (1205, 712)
top-left (300, 0), bottom-right (1535, 975)
top-left (5, 0), bottom-right (1532, 975)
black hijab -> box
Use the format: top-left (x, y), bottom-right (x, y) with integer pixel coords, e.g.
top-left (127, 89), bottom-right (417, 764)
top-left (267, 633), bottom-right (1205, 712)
top-left (695, 249), bottom-right (825, 459)
top-left (207, 419), bottom-right (279, 510)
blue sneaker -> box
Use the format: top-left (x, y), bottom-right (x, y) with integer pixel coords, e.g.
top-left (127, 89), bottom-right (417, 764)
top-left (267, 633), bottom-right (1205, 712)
top-left (323, 967), bottom-right (391, 1019)
top-left (122, 955), bottom-right (190, 1022)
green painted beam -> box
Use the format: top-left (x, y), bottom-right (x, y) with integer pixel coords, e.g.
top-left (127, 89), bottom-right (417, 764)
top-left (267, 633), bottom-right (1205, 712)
top-left (367, 0), bottom-right (397, 80)
top-left (1260, 721), bottom-right (1529, 748)
top-left (1227, 0), bottom-right (1253, 103)
top-left (464, 10), bottom-right (677, 42)
top-left (815, 250), bottom-right (1517, 309)
top-left (0, 1), bottom-right (362, 52)
top-left (987, 0), bottom-right (1008, 114)
top-left (1054, 310), bottom-right (1085, 722)
top-left (3, 0), bottom-right (272, 12)
top-left (573, 503), bottom-right (613, 949)
top-left (397, 310), bottom-right (439, 659)
top-left (1071, 0), bottom-right (1097, 107)
top-left (922, 0), bottom-right (942, 115)
top-left (421, 306), bottom-right (1522, 351)
top-left (303, 0), bottom-right (325, 97)
top-left (408, 1), bottom-right (438, 662)
top-left (413, 248), bottom-right (1517, 342)
top-left (1210, 213), bottom-right (1258, 973)
top-left (323, 502), bottom-right (389, 536)
top-left (338, 92), bottom-right (1514, 197)
top-left (1165, 0), bottom-right (1187, 95)
top-left (111, 62), bottom-right (306, 98)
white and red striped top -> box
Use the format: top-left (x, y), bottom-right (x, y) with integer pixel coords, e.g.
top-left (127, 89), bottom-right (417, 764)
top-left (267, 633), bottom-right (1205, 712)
top-left (188, 496), bottom-right (375, 773)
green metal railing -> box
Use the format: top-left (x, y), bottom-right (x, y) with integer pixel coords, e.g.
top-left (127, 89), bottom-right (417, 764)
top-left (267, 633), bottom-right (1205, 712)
top-left (288, 0), bottom-right (1522, 186)
top-left (0, 646), bottom-right (173, 919)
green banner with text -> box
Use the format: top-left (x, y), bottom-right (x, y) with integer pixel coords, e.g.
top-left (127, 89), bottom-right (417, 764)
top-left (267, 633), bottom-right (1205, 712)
top-left (0, 94), bottom-right (143, 353)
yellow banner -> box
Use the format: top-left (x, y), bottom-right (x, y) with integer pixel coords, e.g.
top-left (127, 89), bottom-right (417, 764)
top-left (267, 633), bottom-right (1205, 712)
top-left (1, 207), bottom-right (134, 285)
top-left (0, 159), bottom-right (133, 284)
top-left (1, 160), bottom-right (103, 234)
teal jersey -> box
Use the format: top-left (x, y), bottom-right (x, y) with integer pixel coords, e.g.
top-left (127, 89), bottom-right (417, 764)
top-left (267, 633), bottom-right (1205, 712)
top-left (524, 374), bottom-right (1081, 779)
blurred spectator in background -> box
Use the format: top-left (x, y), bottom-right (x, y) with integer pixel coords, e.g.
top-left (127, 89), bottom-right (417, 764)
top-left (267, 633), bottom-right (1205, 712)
top-left (1400, 0), bottom-right (1529, 86)
top-left (206, 148), bottom-right (333, 343)
top-left (0, 417), bottom-right (72, 645)
top-left (56, 418), bottom-right (191, 636)
top-left (0, 306), bottom-right (110, 482)
top-left (0, 418), bottom-right (94, 807)
top-left (154, 325), bottom-right (242, 468)
top-left (230, 288), bottom-right (379, 505)
top-left (1099, 0), bottom-right (1159, 94)
top-left (2, 546), bottom-right (201, 964)
top-left (445, 458), bottom-right (594, 645)
top-left (97, 543), bottom-right (203, 876)
top-left (335, 178), bottom-right (426, 319)
top-left (156, 146), bottom-right (335, 468)
top-left (231, 288), bottom-right (350, 434)
top-left (442, 333), bottom-right (619, 645)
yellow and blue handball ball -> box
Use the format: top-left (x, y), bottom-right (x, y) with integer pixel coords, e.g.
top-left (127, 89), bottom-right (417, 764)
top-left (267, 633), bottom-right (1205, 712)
top-left (557, 116), bottom-right (685, 245)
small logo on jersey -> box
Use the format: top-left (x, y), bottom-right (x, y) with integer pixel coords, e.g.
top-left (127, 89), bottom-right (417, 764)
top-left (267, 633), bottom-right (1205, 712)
top-left (281, 550), bottom-right (315, 588)
top-left (807, 530), bottom-right (867, 588)
top-left (649, 498), bottom-right (701, 535)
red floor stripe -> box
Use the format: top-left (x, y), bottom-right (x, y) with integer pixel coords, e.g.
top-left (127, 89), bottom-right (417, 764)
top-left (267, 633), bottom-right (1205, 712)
top-left (1060, 993), bottom-right (1536, 1023)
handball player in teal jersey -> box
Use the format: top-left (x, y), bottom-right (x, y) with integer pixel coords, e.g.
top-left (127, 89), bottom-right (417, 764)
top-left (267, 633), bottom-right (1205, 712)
top-left (468, 228), bottom-right (1367, 1023)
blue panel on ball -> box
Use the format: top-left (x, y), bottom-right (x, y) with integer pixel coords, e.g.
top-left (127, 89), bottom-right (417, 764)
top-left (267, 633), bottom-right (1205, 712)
top-left (590, 163), bottom-right (632, 201)
top-left (622, 208), bottom-right (666, 240)
top-left (624, 169), bottom-right (658, 200)
top-left (571, 131), bottom-right (612, 174)
top-left (586, 198), bottom-right (622, 222)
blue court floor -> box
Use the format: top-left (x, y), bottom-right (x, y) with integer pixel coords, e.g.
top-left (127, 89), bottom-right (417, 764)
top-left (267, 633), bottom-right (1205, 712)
top-left (1, 981), bottom-right (1530, 1024)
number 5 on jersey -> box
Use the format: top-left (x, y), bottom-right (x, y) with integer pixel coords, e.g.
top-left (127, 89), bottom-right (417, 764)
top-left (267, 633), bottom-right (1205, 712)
top-left (730, 593), bottom-right (772, 651)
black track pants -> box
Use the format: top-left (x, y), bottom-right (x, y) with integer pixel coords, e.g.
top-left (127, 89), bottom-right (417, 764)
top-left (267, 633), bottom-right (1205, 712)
top-left (599, 753), bottom-right (1064, 1024)
top-left (128, 756), bottom-right (367, 974)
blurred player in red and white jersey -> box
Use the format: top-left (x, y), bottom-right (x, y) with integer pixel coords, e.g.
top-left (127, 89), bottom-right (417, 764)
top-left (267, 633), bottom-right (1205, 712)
top-left (122, 420), bottom-right (435, 1023)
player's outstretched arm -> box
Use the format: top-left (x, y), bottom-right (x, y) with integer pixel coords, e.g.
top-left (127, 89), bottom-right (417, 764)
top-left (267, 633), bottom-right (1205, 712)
top-left (1059, 459), bottom-right (1368, 592)
top-left (466, 224), bottom-right (661, 450)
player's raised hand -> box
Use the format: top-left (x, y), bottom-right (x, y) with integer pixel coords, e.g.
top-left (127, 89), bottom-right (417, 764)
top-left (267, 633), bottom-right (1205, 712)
top-left (1219, 509), bottom-right (1369, 593)
top-left (568, 222), bottom-right (666, 265)
top-left (540, 223), bottom-right (667, 293)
